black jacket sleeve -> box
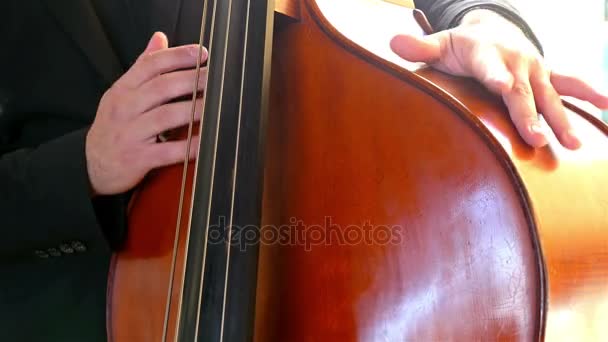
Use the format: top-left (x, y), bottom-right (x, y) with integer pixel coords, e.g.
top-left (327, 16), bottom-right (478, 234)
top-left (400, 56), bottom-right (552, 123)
top-left (0, 127), bottom-right (127, 260)
top-left (0, 0), bottom-right (128, 261)
top-left (414, 0), bottom-right (543, 55)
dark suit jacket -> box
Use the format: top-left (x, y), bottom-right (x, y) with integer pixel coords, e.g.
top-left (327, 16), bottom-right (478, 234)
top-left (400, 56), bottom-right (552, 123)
top-left (0, 0), bottom-right (540, 340)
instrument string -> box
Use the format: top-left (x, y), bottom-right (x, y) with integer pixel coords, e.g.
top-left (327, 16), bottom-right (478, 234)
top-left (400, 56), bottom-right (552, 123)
top-left (193, 0), bottom-right (233, 338)
top-left (162, 0), bottom-right (211, 340)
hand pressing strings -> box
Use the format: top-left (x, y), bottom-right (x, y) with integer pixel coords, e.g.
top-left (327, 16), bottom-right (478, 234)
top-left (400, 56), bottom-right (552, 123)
top-left (86, 32), bottom-right (208, 196)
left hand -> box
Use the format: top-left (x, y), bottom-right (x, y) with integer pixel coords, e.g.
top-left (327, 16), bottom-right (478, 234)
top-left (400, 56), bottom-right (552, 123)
top-left (390, 9), bottom-right (608, 150)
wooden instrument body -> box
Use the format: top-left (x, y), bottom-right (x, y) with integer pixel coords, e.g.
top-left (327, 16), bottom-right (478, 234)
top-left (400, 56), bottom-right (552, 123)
top-left (108, 0), bottom-right (608, 341)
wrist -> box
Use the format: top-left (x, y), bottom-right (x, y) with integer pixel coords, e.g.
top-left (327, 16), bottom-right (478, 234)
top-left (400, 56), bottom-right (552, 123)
top-left (460, 9), bottom-right (521, 31)
top-left (459, 8), bottom-right (543, 55)
top-left (84, 129), bottom-right (101, 198)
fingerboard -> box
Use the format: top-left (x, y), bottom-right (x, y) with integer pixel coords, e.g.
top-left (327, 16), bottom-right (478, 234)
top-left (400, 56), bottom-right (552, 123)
top-left (177, 0), bottom-right (274, 341)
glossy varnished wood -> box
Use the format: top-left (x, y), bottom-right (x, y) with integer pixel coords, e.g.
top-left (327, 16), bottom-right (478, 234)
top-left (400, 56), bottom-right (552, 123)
top-left (312, 2), bottom-right (608, 337)
top-left (256, 2), bottom-right (540, 341)
top-left (255, 0), bottom-right (608, 341)
top-left (108, 163), bottom-right (193, 341)
top-left (416, 70), bottom-right (608, 341)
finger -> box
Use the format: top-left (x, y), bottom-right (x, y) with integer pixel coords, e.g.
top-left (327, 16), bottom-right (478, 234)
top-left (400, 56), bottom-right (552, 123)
top-left (136, 99), bottom-right (203, 140)
top-left (144, 31), bottom-right (169, 53)
top-left (502, 61), bottom-right (548, 148)
top-left (389, 32), bottom-right (446, 64)
top-left (144, 136), bottom-right (200, 170)
top-left (471, 48), bottom-right (513, 94)
top-left (550, 72), bottom-right (608, 109)
top-left (118, 40), bottom-right (208, 88)
top-left (530, 62), bottom-right (580, 150)
top-left (130, 68), bottom-right (208, 115)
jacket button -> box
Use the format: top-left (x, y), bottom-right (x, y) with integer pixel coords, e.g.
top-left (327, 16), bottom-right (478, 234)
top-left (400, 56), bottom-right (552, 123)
top-left (34, 250), bottom-right (49, 259)
top-left (47, 248), bottom-right (61, 257)
top-left (71, 241), bottom-right (87, 253)
top-left (59, 243), bottom-right (74, 254)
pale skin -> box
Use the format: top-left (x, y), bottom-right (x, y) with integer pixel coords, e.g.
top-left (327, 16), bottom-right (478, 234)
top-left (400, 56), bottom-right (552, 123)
top-left (390, 9), bottom-right (608, 149)
top-left (85, 10), bottom-right (608, 196)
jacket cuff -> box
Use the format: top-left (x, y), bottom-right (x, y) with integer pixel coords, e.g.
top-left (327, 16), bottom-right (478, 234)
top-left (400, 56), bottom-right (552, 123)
top-left (22, 128), bottom-right (126, 257)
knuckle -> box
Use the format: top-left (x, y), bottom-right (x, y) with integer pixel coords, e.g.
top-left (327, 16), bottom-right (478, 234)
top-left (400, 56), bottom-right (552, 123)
top-left (528, 53), bottom-right (543, 66)
top-left (536, 78), bottom-right (554, 97)
top-left (140, 46), bottom-right (197, 75)
top-left (518, 51), bottom-right (535, 63)
top-left (137, 51), bottom-right (154, 66)
top-left (138, 52), bottom-right (163, 76)
top-left (511, 80), bottom-right (533, 97)
top-left (168, 78), bottom-right (186, 98)
top-left (168, 72), bottom-right (193, 97)
top-left (108, 85), bottom-right (126, 101)
top-left (510, 48), bottom-right (541, 68)
top-left (502, 46), bottom-right (527, 61)
top-left (149, 75), bottom-right (173, 96)
top-left (148, 71), bottom-right (200, 102)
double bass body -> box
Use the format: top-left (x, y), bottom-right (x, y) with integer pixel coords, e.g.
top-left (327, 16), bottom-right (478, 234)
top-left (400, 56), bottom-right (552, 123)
top-left (109, 0), bottom-right (608, 341)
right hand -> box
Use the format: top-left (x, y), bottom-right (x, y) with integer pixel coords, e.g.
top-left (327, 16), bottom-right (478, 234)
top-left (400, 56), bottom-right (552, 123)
top-left (86, 32), bottom-right (208, 196)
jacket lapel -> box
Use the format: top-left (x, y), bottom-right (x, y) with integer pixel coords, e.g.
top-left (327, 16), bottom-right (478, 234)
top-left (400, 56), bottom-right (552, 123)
top-left (41, 0), bottom-right (123, 86)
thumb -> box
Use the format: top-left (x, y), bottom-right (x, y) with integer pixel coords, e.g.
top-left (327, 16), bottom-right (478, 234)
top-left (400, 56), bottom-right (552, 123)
top-left (144, 32), bottom-right (169, 54)
top-left (390, 32), bottom-right (443, 64)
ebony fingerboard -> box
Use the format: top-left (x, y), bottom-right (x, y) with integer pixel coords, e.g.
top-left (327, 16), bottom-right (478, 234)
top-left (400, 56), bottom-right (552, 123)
top-left (177, 0), bottom-right (274, 341)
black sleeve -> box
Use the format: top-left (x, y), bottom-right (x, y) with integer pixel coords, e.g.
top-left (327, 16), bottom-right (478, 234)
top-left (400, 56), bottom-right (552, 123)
top-left (414, 0), bottom-right (543, 55)
top-left (0, 127), bottom-right (128, 260)
top-left (0, 0), bottom-right (129, 261)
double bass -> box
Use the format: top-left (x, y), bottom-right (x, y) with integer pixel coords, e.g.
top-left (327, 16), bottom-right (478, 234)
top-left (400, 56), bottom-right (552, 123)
top-left (107, 0), bottom-right (608, 340)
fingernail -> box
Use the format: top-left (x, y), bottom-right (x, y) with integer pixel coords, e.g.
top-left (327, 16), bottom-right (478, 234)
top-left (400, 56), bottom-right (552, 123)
top-left (530, 122), bottom-right (545, 136)
top-left (530, 123), bottom-right (548, 146)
